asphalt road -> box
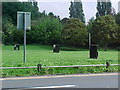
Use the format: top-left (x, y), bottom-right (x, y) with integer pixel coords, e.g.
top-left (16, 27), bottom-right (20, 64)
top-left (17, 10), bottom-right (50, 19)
top-left (1, 73), bottom-right (119, 89)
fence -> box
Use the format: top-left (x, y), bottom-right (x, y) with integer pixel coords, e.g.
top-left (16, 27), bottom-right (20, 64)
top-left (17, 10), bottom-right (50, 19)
top-left (0, 63), bottom-right (120, 72)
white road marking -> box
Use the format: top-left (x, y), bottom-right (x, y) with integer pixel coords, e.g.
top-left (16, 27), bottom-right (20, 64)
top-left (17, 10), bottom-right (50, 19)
top-left (26, 85), bottom-right (75, 88)
top-left (3, 85), bottom-right (75, 89)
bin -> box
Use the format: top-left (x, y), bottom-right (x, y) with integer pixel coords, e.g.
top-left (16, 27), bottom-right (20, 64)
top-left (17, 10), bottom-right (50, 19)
top-left (53, 44), bottom-right (60, 53)
top-left (14, 44), bottom-right (20, 50)
top-left (16, 44), bottom-right (20, 50)
top-left (90, 44), bottom-right (98, 59)
top-left (14, 44), bottom-right (17, 50)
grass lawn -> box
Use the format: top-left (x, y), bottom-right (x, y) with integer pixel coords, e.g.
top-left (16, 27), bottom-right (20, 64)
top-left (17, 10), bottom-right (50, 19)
top-left (1, 45), bottom-right (119, 77)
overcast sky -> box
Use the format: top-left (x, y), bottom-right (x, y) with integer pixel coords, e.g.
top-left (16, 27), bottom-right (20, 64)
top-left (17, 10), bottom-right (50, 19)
top-left (20, 0), bottom-right (119, 23)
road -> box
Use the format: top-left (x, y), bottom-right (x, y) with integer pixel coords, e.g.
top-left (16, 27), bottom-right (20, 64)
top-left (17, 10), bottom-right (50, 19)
top-left (1, 73), bottom-right (119, 89)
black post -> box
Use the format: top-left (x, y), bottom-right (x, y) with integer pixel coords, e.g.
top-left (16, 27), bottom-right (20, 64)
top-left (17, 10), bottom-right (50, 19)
top-left (37, 64), bottom-right (42, 72)
top-left (106, 62), bottom-right (110, 68)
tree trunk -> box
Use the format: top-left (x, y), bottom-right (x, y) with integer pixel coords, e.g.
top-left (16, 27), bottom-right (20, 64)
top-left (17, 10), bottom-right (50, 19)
top-left (104, 44), bottom-right (107, 51)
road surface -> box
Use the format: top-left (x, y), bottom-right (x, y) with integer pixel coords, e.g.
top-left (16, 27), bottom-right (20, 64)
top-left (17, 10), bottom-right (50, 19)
top-left (1, 73), bottom-right (119, 89)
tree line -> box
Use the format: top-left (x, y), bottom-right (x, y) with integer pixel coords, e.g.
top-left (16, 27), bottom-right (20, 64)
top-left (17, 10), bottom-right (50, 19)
top-left (2, 0), bottom-right (120, 49)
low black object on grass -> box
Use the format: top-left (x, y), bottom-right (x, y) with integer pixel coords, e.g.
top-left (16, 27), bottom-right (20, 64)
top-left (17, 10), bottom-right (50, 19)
top-left (53, 44), bottom-right (60, 53)
top-left (90, 44), bottom-right (98, 59)
top-left (14, 44), bottom-right (20, 50)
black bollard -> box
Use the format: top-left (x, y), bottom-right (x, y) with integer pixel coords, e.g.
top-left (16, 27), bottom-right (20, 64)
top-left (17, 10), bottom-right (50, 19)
top-left (106, 62), bottom-right (110, 68)
top-left (37, 64), bottom-right (42, 72)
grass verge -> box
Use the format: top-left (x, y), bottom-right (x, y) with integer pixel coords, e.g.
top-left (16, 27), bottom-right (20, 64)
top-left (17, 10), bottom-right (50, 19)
top-left (1, 45), bottom-right (119, 77)
top-left (1, 66), bottom-right (119, 77)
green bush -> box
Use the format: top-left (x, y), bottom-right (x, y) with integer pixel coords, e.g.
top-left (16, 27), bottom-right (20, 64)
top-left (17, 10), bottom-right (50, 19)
top-left (27, 17), bottom-right (62, 45)
top-left (62, 18), bottom-right (88, 47)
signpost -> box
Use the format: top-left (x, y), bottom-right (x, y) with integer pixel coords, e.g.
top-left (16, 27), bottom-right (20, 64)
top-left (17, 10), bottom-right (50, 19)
top-left (17, 12), bottom-right (31, 63)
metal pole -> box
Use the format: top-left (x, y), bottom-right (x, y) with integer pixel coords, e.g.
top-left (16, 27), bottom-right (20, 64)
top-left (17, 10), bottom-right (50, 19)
top-left (89, 33), bottom-right (91, 49)
top-left (24, 13), bottom-right (26, 63)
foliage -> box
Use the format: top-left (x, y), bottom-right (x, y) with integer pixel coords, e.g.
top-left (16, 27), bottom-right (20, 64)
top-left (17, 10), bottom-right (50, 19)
top-left (96, 0), bottom-right (112, 17)
top-left (69, 0), bottom-right (85, 23)
top-left (48, 12), bottom-right (60, 20)
top-left (87, 17), bottom-right (95, 32)
top-left (2, 1), bottom-right (39, 25)
top-left (60, 18), bottom-right (69, 25)
top-left (2, 18), bottom-right (24, 45)
top-left (27, 16), bottom-right (62, 45)
top-left (62, 18), bottom-right (88, 47)
top-left (2, 19), bottom-right (15, 44)
top-left (114, 13), bottom-right (120, 44)
top-left (12, 30), bottom-right (24, 44)
top-left (115, 13), bottom-right (120, 25)
top-left (2, 1), bottom-right (40, 44)
top-left (2, 2), bottom-right (62, 45)
top-left (69, 1), bottom-right (75, 18)
top-left (87, 17), bottom-right (95, 48)
top-left (91, 15), bottom-right (118, 47)
top-left (2, 1), bottom-right (119, 48)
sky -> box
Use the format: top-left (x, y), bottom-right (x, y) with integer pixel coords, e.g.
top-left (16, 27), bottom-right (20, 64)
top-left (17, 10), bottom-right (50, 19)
top-left (20, 0), bottom-right (119, 23)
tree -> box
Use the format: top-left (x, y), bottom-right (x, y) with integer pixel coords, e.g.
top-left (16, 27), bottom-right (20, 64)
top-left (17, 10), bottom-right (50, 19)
top-left (111, 7), bottom-right (116, 15)
top-left (115, 13), bottom-right (120, 25)
top-left (32, 0), bottom-right (39, 19)
top-left (62, 18), bottom-right (87, 47)
top-left (48, 12), bottom-right (54, 18)
top-left (32, 0), bottom-right (39, 11)
top-left (87, 17), bottom-right (95, 32)
top-left (69, 1), bottom-right (75, 18)
top-left (91, 15), bottom-right (118, 50)
top-left (2, 20), bottom-right (15, 44)
top-left (114, 13), bottom-right (120, 45)
top-left (2, 1), bottom-right (40, 44)
top-left (69, 0), bottom-right (85, 23)
top-left (87, 17), bottom-right (95, 48)
top-left (60, 18), bottom-right (69, 25)
top-left (48, 12), bottom-right (60, 20)
top-left (28, 16), bottom-right (62, 45)
top-left (2, 1), bottom-right (39, 25)
top-left (96, 0), bottom-right (112, 17)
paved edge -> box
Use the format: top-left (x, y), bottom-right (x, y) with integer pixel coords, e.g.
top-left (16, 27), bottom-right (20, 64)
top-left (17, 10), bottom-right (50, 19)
top-left (0, 73), bottom-right (119, 81)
